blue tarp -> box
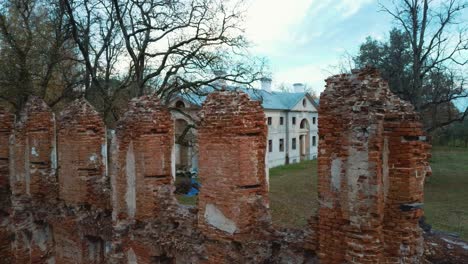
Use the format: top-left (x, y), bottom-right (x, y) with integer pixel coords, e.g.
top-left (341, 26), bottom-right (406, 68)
top-left (185, 178), bottom-right (200, 197)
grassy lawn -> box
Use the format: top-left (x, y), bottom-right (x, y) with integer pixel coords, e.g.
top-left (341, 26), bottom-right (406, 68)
top-left (424, 146), bottom-right (468, 240)
top-left (268, 160), bottom-right (318, 227)
top-left (268, 147), bottom-right (468, 240)
top-left (177, 147), bottom-right (468, 239)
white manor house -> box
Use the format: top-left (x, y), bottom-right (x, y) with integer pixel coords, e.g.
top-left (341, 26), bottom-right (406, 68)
top-left (170, 78), bottom-right (319, 170)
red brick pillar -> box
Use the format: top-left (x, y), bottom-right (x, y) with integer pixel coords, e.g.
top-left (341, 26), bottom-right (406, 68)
top-left (109, 95), bottom-right (175, 262)
top-left (382, 97), bottom-right (431, 263)
top-left (0, 107), bottom-right (14, 262)
top-left (317, 69), bottom-right (387, 263)
top-left (9, 97), bottom-right (56, 201)
top-left (111, 95), bottom-right (175, 222)
top-left (57, 98), bottom-right (109, 209)
top-left (197, 91), bottom-right (270, 262)
top-left (316, 67), bottom-right (429, 264)
top-left (8, 97), bottom-right (56, 263)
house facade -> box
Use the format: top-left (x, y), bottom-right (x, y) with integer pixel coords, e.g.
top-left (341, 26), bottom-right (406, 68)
top-left (265, 96), bottom-right (318, 168)
top-left (170, 82), bottom-right (318, 170)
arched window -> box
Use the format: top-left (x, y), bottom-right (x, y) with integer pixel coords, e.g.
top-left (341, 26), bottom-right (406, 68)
top-left (300, 118), bottom-right (309, 129)
top-left (175, 101), bottom-right (185, 108)
top-left (302, 98), bottom-right (307, 107)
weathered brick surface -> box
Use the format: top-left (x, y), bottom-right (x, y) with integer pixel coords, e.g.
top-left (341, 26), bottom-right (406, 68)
top-left (57, 98), bottom-right (109, 209)
top-left (7, 97), bottom-right (56, 263)
top-left (197, 91), bottom-right (272, 262)
top-left (198, 91), bottom-right (270, 237)
top-left (9, 97), bottom-right (56, 200)
top-left (111, 95), bottom-right (176, 222)
top-left (0, 106), bottom-right (14, 263)
top-left (0, 75), bottom-right (441, 264)
top-left (316, 67), bottom-right (431, 263)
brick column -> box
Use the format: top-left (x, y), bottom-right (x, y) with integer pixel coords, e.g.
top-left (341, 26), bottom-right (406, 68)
top-left (57, 98), bottom-right (109, 209)
top-left (9, 97), bottom-right (56, 201)
top-left (109, 95), bottom-right (175, 262)
top-left (111, 95), bottom-right (175, 222)
top-left (197, 91), bottom-right (270, 262)
top-left (8, 97), bottom-right (56, 263)
top-left (382, 97), bottom-right (431, 263)
top-left (317, 70), bottom-right (387, 263)
top-left (0, 107), bottom-right (13, 262)
top-left (316, 67), bottom-right (430, 264)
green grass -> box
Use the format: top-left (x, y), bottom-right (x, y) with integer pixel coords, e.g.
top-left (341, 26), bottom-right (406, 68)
top-left (268, 160), bottom-right (318, 227)
top-left (176, 147), bottom-right (468, 239)
top-left (424, 146), bottom-right (468, 239)
top-left (176, 194), bottom-right (197, 206)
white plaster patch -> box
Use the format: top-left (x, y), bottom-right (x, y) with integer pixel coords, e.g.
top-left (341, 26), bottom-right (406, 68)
top-left (331, 158), bottom-right (342, 191)
top-left (127, 248), bottom-right (138, 264)
top-left (51, 113), bottom-right (57, 169)
top-left (126, 141), bottom-right (136, 218)
top-left (400, 243), bottom-right (410, 256)
top-left (383, 137), bottom-right (389, 202)
top-left (346, 145), bottom-right (372, 225)
top-left (32, 227), bottom-right (48, 251)
top-left (171, 133), bottom-right (176, 180)
top-left (109, 133), bottom-right (118, 221)
top-left (89, 153), bottom-right (98, 162)
top-left (319, 197), bottom-right (333, 209)
top-left (31, 147), bottom-right (39, 157)
top-left (101, 141), bottom-right (108, 176)
top-left (204, 203), bottom-right (237, 234)
top-left (25, 137), bottom-right (31, 195)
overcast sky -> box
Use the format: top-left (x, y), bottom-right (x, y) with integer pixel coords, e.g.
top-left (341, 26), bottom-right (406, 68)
top-left (244, 0), bottom-right (394, 93)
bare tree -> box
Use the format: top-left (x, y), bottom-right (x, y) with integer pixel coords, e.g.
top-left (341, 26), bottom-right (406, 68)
top-left (63, 0), bottom-right (129, 123)
top-left (380, 0), bottom-right (468, 130)
top-left (0, 0), bottom-right (80, 111)
top-left (111, 0), bottom-right (265, 101)
top-left (61, 0), bottom-right (265, 125)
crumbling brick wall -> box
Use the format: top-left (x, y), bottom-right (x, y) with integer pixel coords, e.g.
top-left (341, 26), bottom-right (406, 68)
top-left (0, 72), bottom-right (434, 264)
top-left (7, 97), bottom-right (56, 263)
top-left (316, 67), bottom-right (431, 263)
top-left (197, 91), bottom-right (272, 262)
top-left (108, 95), bottom-right (192, 263)
top-left (0, 106), bottom-right (14, 263)
top-left (57, 98), bottom-right (109, 209)
top-left (111, 95), bottom-right (175, 222)
top-left (198, 91), bottom-right (270, 236)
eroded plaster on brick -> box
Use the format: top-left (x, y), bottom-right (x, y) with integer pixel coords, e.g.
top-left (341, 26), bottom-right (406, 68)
top-left (125, 140), bottom-right (136, 218)
top-left (330, 158), bottom-right (342, 191)
top-left (316, 67), bottom-right (431, 264)
top-left (204, 203), bottom-right (237, 234)
top-left (0, 68), bottom-right (437, 264)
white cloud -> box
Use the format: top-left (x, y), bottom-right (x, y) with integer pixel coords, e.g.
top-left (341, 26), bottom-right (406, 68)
top-left (245, 0), bottom-right (379, 92)
top-left (335, 0), bottom-right (373, 18)
top-left (245, 0), bottom-right (373, 49)
top-left (271, 63), bottom-right (334, 92)
top-left (245, 0), bottom-right (313, 51)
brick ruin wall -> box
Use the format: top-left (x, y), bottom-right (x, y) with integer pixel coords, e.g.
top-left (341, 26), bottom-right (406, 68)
top-left (0, 68), bottom-right (432, 263)
top-left (317, 67), bottom-right (431, 264)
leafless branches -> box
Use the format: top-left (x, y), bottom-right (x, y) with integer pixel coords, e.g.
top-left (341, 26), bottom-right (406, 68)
top-left (379, 0), bottom-right (468, 129)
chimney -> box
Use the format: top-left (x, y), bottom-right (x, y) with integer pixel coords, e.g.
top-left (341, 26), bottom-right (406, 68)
top-left (293, 83), bottom-right (305, 93)
top-left (260, 77), bottom-right (272, 92)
